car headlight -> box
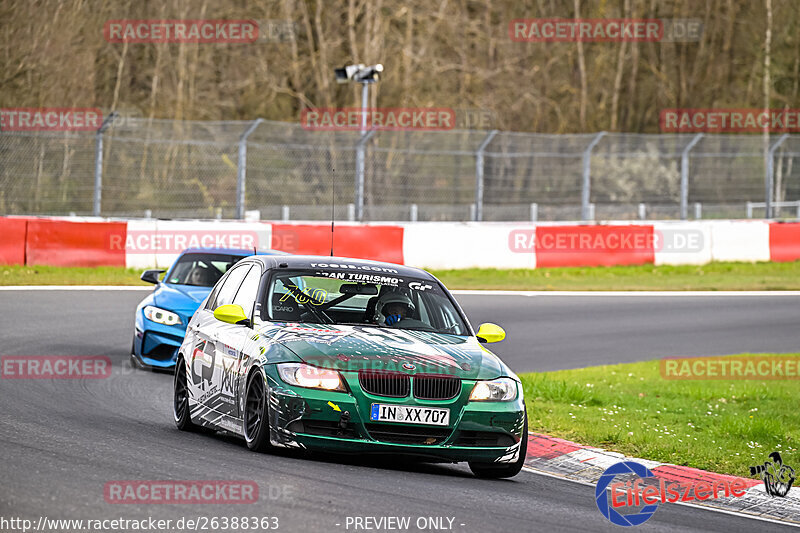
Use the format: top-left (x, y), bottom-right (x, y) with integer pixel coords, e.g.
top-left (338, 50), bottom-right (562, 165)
top-left (469, 377), bottom-right (518, 401)
top-left (143, 305), bottom-right (182, 326)
top-left (277, 363), bottom-right (346, 392)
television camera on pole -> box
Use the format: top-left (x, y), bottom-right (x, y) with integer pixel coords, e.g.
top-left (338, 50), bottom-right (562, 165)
top-left (334, 63), bottom-right (383, 222)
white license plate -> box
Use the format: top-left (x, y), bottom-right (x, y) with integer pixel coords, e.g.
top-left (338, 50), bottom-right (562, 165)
top-left (369, 404), bottom-right (450, 426)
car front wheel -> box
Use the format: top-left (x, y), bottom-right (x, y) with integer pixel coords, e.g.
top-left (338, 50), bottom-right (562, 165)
top-left (244, 367), bottom-right (273, 452)
top-left (468, 409), bottom-right (528, 479)
top-left (173, 357), bottom-right (197, 431)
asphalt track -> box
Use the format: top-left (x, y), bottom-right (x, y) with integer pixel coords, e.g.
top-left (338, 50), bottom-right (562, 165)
top-left (1, 289), bottom-right (798, 532)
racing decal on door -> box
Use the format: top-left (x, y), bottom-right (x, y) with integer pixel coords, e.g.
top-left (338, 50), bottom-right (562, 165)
top-left (190, 340), bottom-right (215, 390)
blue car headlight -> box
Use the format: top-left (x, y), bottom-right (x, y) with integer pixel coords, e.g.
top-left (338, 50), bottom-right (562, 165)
top-left (143, 305), bottom-right (182, 326)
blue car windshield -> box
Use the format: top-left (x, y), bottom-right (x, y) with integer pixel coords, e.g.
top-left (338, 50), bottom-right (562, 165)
top-left (167, 253), bottom-right (245, 287)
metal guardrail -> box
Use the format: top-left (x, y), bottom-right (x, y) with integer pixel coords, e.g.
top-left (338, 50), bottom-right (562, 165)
top-left (747, 200), bottom-right (800, 219)
top-left (1, 119), bottom-right (799, 221)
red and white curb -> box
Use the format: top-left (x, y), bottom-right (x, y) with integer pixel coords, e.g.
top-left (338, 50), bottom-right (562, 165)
top-left (525, 432), bottom-right (800, 525)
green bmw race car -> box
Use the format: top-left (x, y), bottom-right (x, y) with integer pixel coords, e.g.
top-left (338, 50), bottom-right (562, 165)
top-left (174, 255), bottom-right (527, 478)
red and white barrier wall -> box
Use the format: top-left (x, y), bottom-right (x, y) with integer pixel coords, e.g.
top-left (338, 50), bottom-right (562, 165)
top-left (1, 216), bottom-right (799, 270)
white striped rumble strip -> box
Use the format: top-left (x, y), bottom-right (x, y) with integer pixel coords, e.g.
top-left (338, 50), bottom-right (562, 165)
top-left (523, 432), bottom-right (800, 526)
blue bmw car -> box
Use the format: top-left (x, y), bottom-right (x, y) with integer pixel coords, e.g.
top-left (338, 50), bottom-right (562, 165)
top-left (132, 247), bottom-right (285, 370)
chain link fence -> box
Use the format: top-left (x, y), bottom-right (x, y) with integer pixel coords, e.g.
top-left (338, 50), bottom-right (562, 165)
top-left (2, 118), bottom-right (800, 221)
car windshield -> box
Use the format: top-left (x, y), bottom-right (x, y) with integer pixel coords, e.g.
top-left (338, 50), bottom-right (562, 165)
top-left (166, 253), bottom-right (246, 287)
top-left (263, 269), bottom-right (469, 336)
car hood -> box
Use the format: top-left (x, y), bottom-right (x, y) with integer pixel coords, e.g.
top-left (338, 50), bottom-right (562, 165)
top-left (255, 323), bottom-right (510, 380)
top-left (153, 283), bottom-right (212, 315)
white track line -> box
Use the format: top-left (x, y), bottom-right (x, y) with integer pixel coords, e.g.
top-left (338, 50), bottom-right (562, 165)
top-left (0, 286), bottom-right (152, 291)
top-left (2, 286), bottom-right (800, 296)
top-left (521, 466), bottom-right (800, 528)
top-left (452, 290), bottom-right (800, 297)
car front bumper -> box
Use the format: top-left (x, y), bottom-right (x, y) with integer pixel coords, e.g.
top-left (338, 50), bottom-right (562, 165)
top-left (264, 367), bottom-right (526, 463)
top-left (133, 317), bottom-right (187, 368)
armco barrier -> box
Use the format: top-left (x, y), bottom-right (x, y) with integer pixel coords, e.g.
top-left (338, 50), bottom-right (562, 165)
top-left (707, 220), bottom-right (770, 263)
top-left (124, 220), bottom-right (272, 269)
top-left (652, 221), bottom-right (713, 266)
top-left (0, 218), bottom-right (27, 265)
top-left (533, 224), bottom-right (654, 268)
top-left (25, 218), bottom-right (127, 267)
top-left (769, 222), bottom-right (800, 262)
top-left (1, 217), bottom-right (799, 270)
top-left (272, 223), bottom-right (404, 264)
top-left (403, 222), bottom-right (534, 269)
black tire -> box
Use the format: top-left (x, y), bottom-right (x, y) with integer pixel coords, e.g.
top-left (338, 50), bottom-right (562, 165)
top-left (173, 357), bottom-right (198, 431)
top-left (243, 367), bottom-right (273, 452)
top-left (468, 408), bottom-right (528, 479)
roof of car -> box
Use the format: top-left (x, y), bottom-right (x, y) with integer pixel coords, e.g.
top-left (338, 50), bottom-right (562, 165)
top-left (245, 254), bottom-right (436, 280)
top-left (180, 247), bottom-right (287, 256)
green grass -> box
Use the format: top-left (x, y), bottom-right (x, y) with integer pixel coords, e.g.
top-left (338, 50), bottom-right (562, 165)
top-left (3, 260), bottom-right (800, 289)
top-left (0, 265), bottom-right (149, 285)
top-left (519, 354), bottom-right (799, 477)
top-left (431, 261), bottom-right (800, 291)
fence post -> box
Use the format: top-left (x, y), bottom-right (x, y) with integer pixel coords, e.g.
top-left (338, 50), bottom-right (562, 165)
top-left (694, 202), bottom-right (702, 220)
top-left (680, 133), bottom-right (703, 220)
top-left (410, 204), bottom-right (418, 222)
top-left (93, 112), bottom-right (118, 217)
top-left (355, 130), bottom-right (376, 222)
top-left (236, 118), bottom-right (264, 220)
top-left (766, 133), bottom-right (790, 219)
top-left (582, 132), bottom-right (607, 221)
top-left (474, 130), bottom-right (498, 222)
top-left (638, 203), bottom-right (646, 220)
top-left (530, 203), bottom-right (538, 222)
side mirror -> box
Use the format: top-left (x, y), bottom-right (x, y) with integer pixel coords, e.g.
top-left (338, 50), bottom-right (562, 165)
top-left (476, 323), bottom-right (506, 344)
top-left (141, 269), bottom-right (165, 284)
top-left (213, 304), bottom-right (251, 327)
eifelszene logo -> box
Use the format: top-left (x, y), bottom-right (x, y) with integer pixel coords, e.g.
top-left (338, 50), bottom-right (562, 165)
top-left (595, 461), bottom-right (749, 526)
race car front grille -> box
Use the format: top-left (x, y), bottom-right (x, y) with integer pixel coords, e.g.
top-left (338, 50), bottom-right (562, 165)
top-left (412, 375), bottom-right (461, 400)
top-left (286, 419), bottom-right (358, 439)
top-left (358, 371), bottom-right (410, 398)
top-left (364, 423), bottom-right (452, 445)
top-left (454, 430), bottom-right (517, 447)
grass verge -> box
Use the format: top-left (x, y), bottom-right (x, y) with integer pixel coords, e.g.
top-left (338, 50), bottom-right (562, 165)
top-left (0, 265), bottom-right (149, 286)
top-left (518, 354), bottom-right (799, 477)
top-left (431, 261), bottom-right (800, 291)
top-left (3, 260), bottom-right (800, 289)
